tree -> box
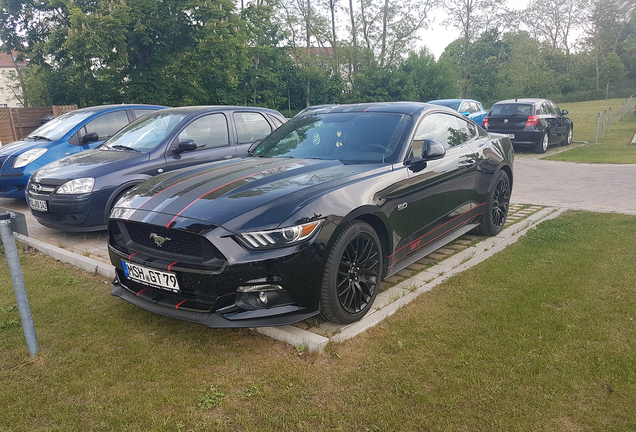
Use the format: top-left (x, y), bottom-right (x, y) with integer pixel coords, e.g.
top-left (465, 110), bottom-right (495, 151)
top-left (522, 0), bottom-right (587, 74)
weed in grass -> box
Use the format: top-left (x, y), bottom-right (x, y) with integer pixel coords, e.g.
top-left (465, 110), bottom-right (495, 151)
top-left (65, 276), bottom-right (78, 285)
top-left (197, 387), bottom-right (225, 409)
top-left (331, 351), bottom-right (342, 359)
top-left (1, 305), bottom-right (17, 313)
top-left (397, 340), bottom-right (403, 349)
top-left (295, 343), bottom-right (306, 356)
top-left (0, 319), bottom-right (20, 330)
top-left (242, 385), bottom-right (259, 398)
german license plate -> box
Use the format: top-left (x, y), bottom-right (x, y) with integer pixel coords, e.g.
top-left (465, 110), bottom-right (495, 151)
top-left (28, 198), bottom-right (47, 212)
top-left (121, 261), bottom-right (180, 292)
top-left (507, 134), bottom-right (515, 139)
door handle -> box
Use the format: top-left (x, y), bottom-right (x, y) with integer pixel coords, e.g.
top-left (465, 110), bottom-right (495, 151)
top-left (223, 155), bottom-right (233, 159)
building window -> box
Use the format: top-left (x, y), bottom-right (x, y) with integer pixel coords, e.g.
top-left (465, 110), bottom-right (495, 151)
top-left (0, 88), bottom-right (4, 95)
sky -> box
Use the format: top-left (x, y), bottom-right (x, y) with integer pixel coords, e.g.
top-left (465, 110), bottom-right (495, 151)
top-left (419, 1), bottom-right (533, 60)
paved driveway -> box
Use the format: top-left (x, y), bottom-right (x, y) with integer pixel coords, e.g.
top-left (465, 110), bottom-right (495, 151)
top-left (511, 159), bottom-right (636, 215)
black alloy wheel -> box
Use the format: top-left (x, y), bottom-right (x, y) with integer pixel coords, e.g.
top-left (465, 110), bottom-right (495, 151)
top-left (320, 221), bottom-right (382, 324)
top-left (474, 170), bottom-right (511, 237)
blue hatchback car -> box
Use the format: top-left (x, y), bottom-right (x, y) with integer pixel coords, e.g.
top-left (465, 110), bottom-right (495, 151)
top-left (0, 104), bottom-right (165, 199)
top-left (427, 99), bottom-right (488, 125)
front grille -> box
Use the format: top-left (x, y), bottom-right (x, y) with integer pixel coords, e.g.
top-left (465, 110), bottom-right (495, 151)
top-left (28, 182), bottom-right (56, 196)
top-left (125, 222), bottom-right (204, 257)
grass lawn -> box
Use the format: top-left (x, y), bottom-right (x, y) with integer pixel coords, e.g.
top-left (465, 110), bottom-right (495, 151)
top-left (541, 98), bottom-right (636, 163)
top-left (1, 211), bottom-right (635, 431)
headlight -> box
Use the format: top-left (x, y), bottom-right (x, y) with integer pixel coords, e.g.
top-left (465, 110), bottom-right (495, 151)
top-left (236, 220), bottom-right (323, 250)
top-left (13, 148), bottom-right (48, 168)
top-left (56, 178), bottom-right (95, 194)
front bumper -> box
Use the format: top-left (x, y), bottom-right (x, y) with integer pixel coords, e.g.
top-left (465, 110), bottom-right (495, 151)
top-left (0, 174), bottom-right (29, 199)
top-left (26, 189), bottom-right (112, 231)
top-left (108, 218), bottom-right (337, 327)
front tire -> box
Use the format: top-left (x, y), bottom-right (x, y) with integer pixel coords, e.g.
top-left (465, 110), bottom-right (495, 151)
top-left (320, 221), bottom-right (383, 324)
top-left (474, 170), bottom-right (511, 237)
top-left (534, 132), bottom-right (549, 153)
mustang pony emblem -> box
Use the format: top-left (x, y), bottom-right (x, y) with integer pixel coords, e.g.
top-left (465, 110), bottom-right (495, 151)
top-left (149, 233), bottom-right (171, 247)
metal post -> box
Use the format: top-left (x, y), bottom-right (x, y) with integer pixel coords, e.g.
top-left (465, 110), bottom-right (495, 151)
top-left (608, 107), bottom-right (612, 132)
top-left (0, 212), bottom-right (39, 357)
top-left (595, 113), bottom-right (600, 143)
top-left (602, 109), bottom-right (607, 137)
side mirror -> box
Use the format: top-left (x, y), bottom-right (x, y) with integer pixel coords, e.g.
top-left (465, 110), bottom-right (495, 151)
top-left (248, 138), bottom-right (264, 155)
top-left (82, 132), bottom-right (99, 144)
top-left (422, 139), bottom-right (446, 161)
top-left (404, 139), bottom-right (446, 173)
top-left (174, 139), bottom-right (197, 153)
top-left (461, 111), bottom-right (469, 116)
top-left (561, 109), bottom-right (569, 115)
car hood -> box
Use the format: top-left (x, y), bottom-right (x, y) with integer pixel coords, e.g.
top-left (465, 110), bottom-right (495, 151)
top-left (33, 148), bottom-right (147, 182)
top-left (118, 157), bottom-right (390, 233)
top-left (0, 138), bottom-right (57, 157)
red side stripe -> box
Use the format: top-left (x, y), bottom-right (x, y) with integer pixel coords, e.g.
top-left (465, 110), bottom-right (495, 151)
top-left (128, 252), bottom-right (138, 261)
top-left (388, 203), bottom-right (485, 259)
top-left (168, 262), bottom-right (177, 272)
top-left (136, 289), bottom-right (147, 297)
top-left (175, 300), bottom-right (186, 309)
top-left (166, 161), bottom-right (299, 229)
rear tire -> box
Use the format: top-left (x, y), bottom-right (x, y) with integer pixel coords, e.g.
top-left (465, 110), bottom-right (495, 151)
top-left (560, 127), bottom-right (572, 146)
top-left (534, 132), bottom-right (549, 153)
top-left (320, 221), bottom-right (383, 324)
top-left (474, 170), bottom-right (511, 237)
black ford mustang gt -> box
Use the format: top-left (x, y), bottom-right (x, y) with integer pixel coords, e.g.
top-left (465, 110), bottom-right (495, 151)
top-left (108, 102), bottom-right (513, 327)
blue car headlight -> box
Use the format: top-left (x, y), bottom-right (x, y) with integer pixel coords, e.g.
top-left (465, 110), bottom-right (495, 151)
top-left (236, 220), bottom-right (323, 250)
top-left (13, 148), bottom-right (48, 168)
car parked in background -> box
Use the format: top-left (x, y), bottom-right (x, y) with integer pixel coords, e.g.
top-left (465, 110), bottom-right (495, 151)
top-left (0, 104), bottom-right (165, 199)
top-left (26, 106), bottom-right (286, 231)
top-left (108, 102), bottom-right (513, 328)
top-left (482, 98), bottom-right (573, 153)
top-left (427, 99), bottom-right (488, 125)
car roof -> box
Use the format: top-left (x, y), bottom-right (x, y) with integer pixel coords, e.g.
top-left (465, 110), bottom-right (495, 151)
top-left (297, 102), bottom-right (437, 116)
top-left (428, 99), bottom-right (475, 103)
top-left (493, 99), bottom-right (546, 105)
top-left (153, 105), bottom-right (283, 116)
top-left (73, 104), bottom-right (166, 114)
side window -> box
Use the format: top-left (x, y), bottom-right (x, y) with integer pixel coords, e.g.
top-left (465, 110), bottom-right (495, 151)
top-left (234, 112), bottom-right (272, 143)
top-left (79, 110), bottom-right (129, 142)
top-left (178, 113), bottom-right (229, 150)
top-left (550, 101), bottom-right (561, 115)
top-left (541, 103), bottom-right (554, 115)
top-left (458, 118), bottom-right (477, 139)
top-left (268, 115), bottom-right (283, 129)
top-left (133, 109), bottom-right (156, 119)
top-left (469, 102), bottom-right (479, 113)
top-left (411, 113), bottom-right (468, 157)
top-left (459, 102), bottom-right (469, 113)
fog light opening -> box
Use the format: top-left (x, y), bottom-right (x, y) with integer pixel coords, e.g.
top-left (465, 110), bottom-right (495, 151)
top-left (258, 291), bottom-right (268, 305)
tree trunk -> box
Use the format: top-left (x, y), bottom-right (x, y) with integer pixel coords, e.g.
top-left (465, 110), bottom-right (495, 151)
top-left (349, 0), bottom-right (358, 76)
top-left (330, 0), bottom-right (338, 74)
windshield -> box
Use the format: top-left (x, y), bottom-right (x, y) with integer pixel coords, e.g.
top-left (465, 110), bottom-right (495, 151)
top-left (252, 112), bottom-right (410, 164)
top-left (429, 101), bottom-right (460, 110)
top-left (101, 112), bottom-right (187, 153)
top-left (27, 110), bottom-right (93, 141)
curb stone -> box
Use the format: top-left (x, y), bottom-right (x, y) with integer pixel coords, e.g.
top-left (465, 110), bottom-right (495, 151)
top-left (259, 206), bottom-right (566, 351)
top-left (9, 204), bottom-right (565, 352)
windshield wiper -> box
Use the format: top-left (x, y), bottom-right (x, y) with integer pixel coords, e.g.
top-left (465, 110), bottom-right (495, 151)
top-left (111, 145), bottom-right (141, 152)
top-left (27, 135), bottom-right (52, 141)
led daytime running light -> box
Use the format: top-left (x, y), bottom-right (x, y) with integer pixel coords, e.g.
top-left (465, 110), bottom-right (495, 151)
top-left (238, 220), bottom-right (323, 250)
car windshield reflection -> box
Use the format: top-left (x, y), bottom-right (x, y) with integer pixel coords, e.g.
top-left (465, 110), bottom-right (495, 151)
top-left (27, 111), bottom-right (93, 141)
top-left (101, 112), bottom-right (188, 153)
top-left (253, 112), bottom-right (411, 164)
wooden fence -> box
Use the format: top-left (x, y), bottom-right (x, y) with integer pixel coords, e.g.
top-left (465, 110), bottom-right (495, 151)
top-left (0, 105), bottom-right (77, 145)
